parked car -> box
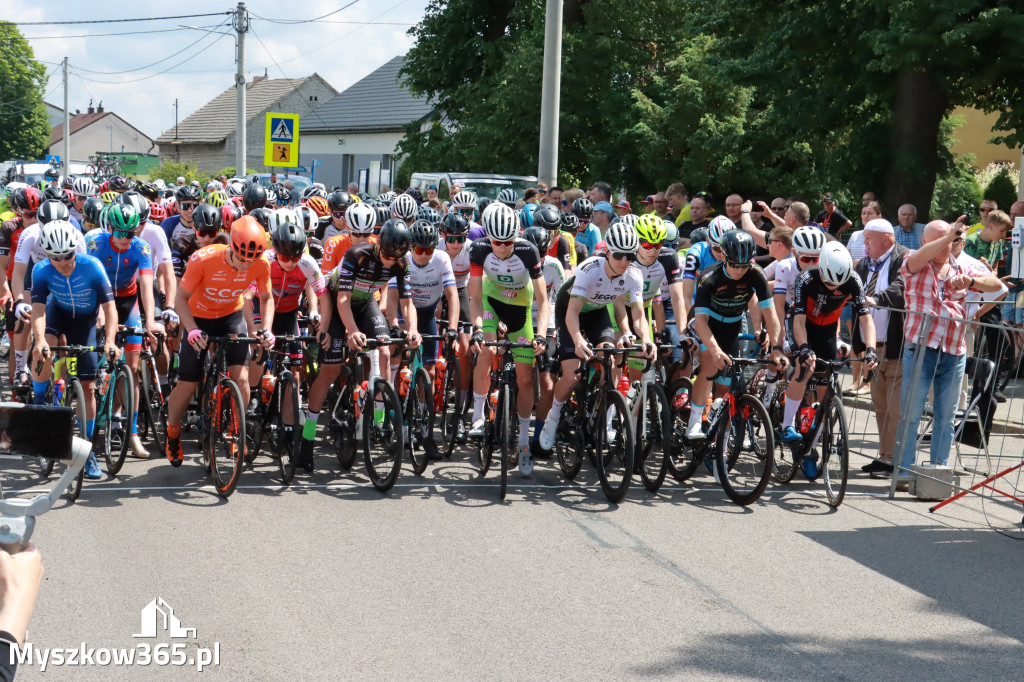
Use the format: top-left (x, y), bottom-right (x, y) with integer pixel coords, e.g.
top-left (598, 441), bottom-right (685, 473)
top-left (408, 172), bottom-right (539, 202)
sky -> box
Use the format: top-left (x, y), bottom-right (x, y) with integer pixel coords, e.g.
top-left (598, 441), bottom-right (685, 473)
top-left (5, 0), bottom-right (430, 144)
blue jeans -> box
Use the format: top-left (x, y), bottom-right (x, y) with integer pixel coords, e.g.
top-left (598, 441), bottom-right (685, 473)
top-left (896, 343), bottom-right (967, 475)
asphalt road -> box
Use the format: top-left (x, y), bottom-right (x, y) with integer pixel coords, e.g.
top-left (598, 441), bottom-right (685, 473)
top-left (2, 424), bottom-right (1022, 681)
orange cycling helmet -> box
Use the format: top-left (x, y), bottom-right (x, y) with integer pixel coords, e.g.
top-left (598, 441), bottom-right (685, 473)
top-left (230, 215), bottom-right (266, 260)
top-left (305, 196), bottom-right (329, 217)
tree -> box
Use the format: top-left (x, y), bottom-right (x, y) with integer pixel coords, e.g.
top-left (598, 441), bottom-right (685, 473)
top-left (147, 160), bottom-right (202, 186)
top-left (984, 165), bottom-right (1018, 213)
top-left (0, 24), bottom-right (52, 161)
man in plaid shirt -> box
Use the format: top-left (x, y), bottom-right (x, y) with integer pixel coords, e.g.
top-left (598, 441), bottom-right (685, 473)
top-left (894, 219), bottom-right (1002, 489)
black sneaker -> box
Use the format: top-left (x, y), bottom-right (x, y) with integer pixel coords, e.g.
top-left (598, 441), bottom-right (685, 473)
top-left (861, 459), bottom-right (889, 473)
top-left (300, 438), bottom-right (315, 473)
top-left (870, 463), bottom-right (894, 479)
top-left (994, 390), bottom-right (1008, 404)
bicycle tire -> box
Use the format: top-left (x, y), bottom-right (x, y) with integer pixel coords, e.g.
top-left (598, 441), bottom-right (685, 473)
top-left (138, 358), bottom-right (166, 454)
top-left (637, 382), bottom-right (670, 493)
top-left (715, 394), bottom-right (775, 506)
top-left (330, 379), bottom-right (359, 469)
top-left (479, 391), bottom-right (495, 476)
top-left (769, 387), bottom-right (799, 484)
top-left (666, 376), bottom-right (700, 482)
top-left (498, 384), bottom-right (511, 500)
top-left (821, 395), bottom-right (849, 507)
top-left (276, 372), bottom-right (300, 484)
top-left (363, 378), bottom-right (404, 492)
top-left (555, 387), bottom-right (585, 480)
top-left (408, 367), bottom-right (433, 476)
top-left (209, 379), bottom-right (246, 498)
top-left (595, 390), bottom-right (634, 503)
top-left (98, 365), bottom-right (133, 475)
top-left (440, 354), bottom-right (462, 458)
top-left (64, 377), bottom-right (87, 500)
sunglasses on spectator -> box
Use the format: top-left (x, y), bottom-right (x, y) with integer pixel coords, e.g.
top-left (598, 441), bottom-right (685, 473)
top-left (561, 200), bottom-right (569, 206)
top-left (490, 239), bottom-right (514, 247)
top-left (772, 204), bottom-right (790, 212)
top-left (180, 203), bottom-right (198, 210)
top-left (726, 260), bottom-right (752, 270)
top-left (979, 208), bottom-right (993, 213)
top-left (50, 252), bottom-right (76, 262)
top-left (112, 229), bottom-right (135, 239)
top-left (445, 234), bottom-right (467, 244)
top-left (413, 246), bottom-right (435, 255)
top-left (609, 251), bottom-right (636, 262)
top-left (952, 236), bottom-right (966, 244)
top-left (639, 240), bottom-right (663, 250)
top-left (332, 211), bottom-right (346, 218)
top-left (799, 255), bottom-right (819, 264)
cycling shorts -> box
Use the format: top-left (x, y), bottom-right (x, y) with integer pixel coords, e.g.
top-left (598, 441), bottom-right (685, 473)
top-left (44, 300), bottom-right (100, 381)
top-left (555, 285), bottom-right (616, 361)
top-left (482, 296), bottom-right (535, 364)
top-left (536, 334), bottom-right (558, 373)
top-left (415, 304), bottom-right (440, 366)
top-left (177, 310), bottom-right (249, 382)
top-left (439, 286), bottom-right (471, 334)
top-left (625, 302), bottom-right (654, 371)
top-left (688, 316), bottom-right (740, 385)
top-left (323, 298), bottom-right (389, 365)
top-left (114, 294), bottom-right (142, 353)
top-left (805, 323), bottom-right (837, 362)
top-left (271, 308), bottom-right (299, 337)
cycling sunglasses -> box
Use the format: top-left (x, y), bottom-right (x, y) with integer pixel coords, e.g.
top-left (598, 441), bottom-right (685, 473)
top-left (639, 240), bottom-right (663, 250)
top-left (50, 252), bottom-right (76, 262)
top-left (112, 229), bottom-right (135, 239)
top-left (490, 239), bottom-right (514, 247)
top-left (799, 255), bottom-right (819, 265)
top-left (726, 260), bottom-right (752, 270)
top-left (332, 211), bottom-right (346, 218)
top-left (413, 246), bottom-right (435, 255)
top-left (179, 202), bottom-right (198, 210)
top-left (609, 252), bottom-right (636, 262)
top-left (196, 228), bottom-right (219, 238)
top-left (276, 252), bottom-right (301, 263)
top-left (445, 234), bottom-right (467, 244)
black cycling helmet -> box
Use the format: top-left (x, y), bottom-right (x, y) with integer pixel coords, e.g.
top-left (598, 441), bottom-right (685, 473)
top-left (38, 199), bottom-right (69, 224)
top-left (82, 196), bottom-right (105, 224)
top-left (560, 212), bottom-right (580, 232)
top-left (109, 176), bottom-right (132, 192)
top-left (533, 204), bottom-right (561, 230)
top-left (192, 203), bottom-right (222, 232)
top-left (327, 190), bottom-right (353, 212)
top-left (242, 184), bottom-right (268, 213)
top-left (378, 218), bottom-right (412, 260)
top-left (249, 207), bottom-right (272, 231)
top-left (271, 219), bottom-right (307, 258)
top-left (119, 190), bottom-right (151, 222)
top-left (175, 184), bottom-right (202, 203)
top-left (276, 187), bottom-right (292, 204)
top-left (307, 237), bottom-right (324, 262)
top-left (405, 187), bottom-right (423, 204)
top-left (720, 228), bottom-right (755, 264)
top-left (571, 197), bottom-right (594, 220)
top-left (476, 196), bottom-right (493, 215)
top-left (522, 226), bottom-right (551, 255)
top-left (43, 185), bottom-right (70, 206)
top-left (440, 212), bottom-right (469, 236)
top-left (137, 182), bottom-right (160, 201)
top-left (409, 219), bottom-right (439, 249)
top-left (372, 203), bottom-right (390, 227)
top-left (688, 227), bottom-right (708, 245)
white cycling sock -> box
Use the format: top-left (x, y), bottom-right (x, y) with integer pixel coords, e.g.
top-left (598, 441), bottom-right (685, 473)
top-left (473, 392), bottom-right (487, 422)
top-left (519, 416), bottom-right (531, 446)
top-left (783, 397), bottom-right (801, 429)
top-left (547, 398), bottom-right (565, 424)
top-left (687, 408), bottom-right (703, 430)
top-left (14, 350), bottom-right (26, 374)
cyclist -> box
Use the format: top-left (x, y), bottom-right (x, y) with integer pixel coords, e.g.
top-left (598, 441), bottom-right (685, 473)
top-left (438, 212), bottom-right (474, 400)
top-left (681, 215), bottom-right (734, 322)
top-left (242, 184), bottom-right (269, 216)
top-left (161, 184), bottom-right (203, 244)
top-left (684, 229), bottom-right (788, 441)
top-left (314, 190), bottom-right (354, 241)
top-left (522, 225), bottom-right (565, 435)
top-left (70, 177), bottom-right (96, 224)
top-left (571, 198), bottom-right (601, 256)
top-left (631, 214), bottom-right (685, 374)
top-left (29, 220), bottom-right (120, 479)
top-left (321, 202), bottom-right (378, 274)
top-left (299, 219), bottom-right (420, 468)
top-left (119, 191), bottom-right (176, 318)
top-left (450, 190), bottom-right (479, 227)
top-left (1, 187), bottom-right (42, 389)
top-left (533, 203), bottom-right (575, 272)
top-left (164, 215), bottom-right (276, 467)
top-left (390, 193), bottom-right (419, 227)
top-left (782, 242), bottom-right (878, 470)
top-left (81, 197), bottom-right (104, 232)
top-left (537, 222), bottom-right (656, 451)
top-left (467, 202), bottom-right (550, 475)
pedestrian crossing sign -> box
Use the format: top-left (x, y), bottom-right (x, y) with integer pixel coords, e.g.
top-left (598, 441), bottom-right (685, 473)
top-left (264, 112), bottom-right (300, 167)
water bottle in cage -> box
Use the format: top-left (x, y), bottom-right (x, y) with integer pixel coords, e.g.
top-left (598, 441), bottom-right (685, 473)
top-left (398, 367), bottom-right (412, 398)
top-left (353, 380), bottom-right (367, 420)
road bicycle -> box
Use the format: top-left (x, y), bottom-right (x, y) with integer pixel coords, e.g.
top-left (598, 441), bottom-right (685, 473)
top-left (393, 340), bottom-right (435, 476)
top-left (135, 330), bottom-right (167, 455)
top-left (629, 346), bottom-right (677, 493)
top-left (476, 340), bottom-right (535, 500)
top-left (90, 330), bottom-right (135, 476)
top-left (428, 322), bottom-right (463, 458)
top-left (33, 346), bottom-right (90, 500)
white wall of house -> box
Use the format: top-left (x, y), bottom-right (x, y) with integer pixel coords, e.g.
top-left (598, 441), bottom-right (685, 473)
top-left (51, 118), bottom-right (155, 159)
top-left (301, 131), bottom-right (404, 156)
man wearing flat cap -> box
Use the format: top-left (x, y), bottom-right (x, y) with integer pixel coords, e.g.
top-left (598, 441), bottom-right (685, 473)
top-left (816, 193), bottom-right (853, 239)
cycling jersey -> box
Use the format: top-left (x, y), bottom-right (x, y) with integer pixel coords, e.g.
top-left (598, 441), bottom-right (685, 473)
top-left (547, 232), bottom-right (574, 270)
top-left (533, 255), bottom-right (565, 330)
top-left (322, 233), bottom-right (377, 274)
top-left (171, 233), bottom-right (229, 278)
top-left (180, 244), bottom-right (272, 319)
top-left (636, 247), bottom-right (682, 303)
top-left (314, 218), bottom-right (343, 242)
top-left (328, 242), bottom-right (410, 302)
top-left (161, 214), bottom-right (193, 244)
top-left (389, 249), bottom-right (455, 308)
top-left (0, 217), bottom-right (25, 281)
top-left (575, 224), bottom-right (601, 256)
top-left (682, 241), bottom-right (720, 283)
top-left (264, 250), bottom-right (325, 314)
top-left (469, 237), bottom-right (543, 306)
top-left (792, 267), bottom-right (868, 329)
top-left (84, 232), bottom-right (152, 297)
top-left (15, 224), bottom-right (87, 270)
top-left (138, 222), bottom-right (172, 268)
top-left (446, 241), bottom-right (471, 288)
top-left (692, 262), bottom-right (772, 324)
top-left (568, 256), bottom-right (644, 312)
top-left (772, 254), bottom-right (799, 306)
top-left (31, 253), bottom-right (113, 315)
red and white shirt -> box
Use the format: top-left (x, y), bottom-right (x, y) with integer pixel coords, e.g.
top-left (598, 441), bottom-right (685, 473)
top-left (900, 254), bottom-right (988, 355)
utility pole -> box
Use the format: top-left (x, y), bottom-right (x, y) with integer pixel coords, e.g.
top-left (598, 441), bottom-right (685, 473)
top-left (537, 0), bottom-right (563, 187)
top-left (233, 2), bottom-right (249, 177)
top-left (62, 57), bottom-right (70, 176)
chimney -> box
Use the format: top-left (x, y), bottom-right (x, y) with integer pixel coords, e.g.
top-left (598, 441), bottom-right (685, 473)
top-left (87, 98), bottom-right (94, 115)
top-left (252, 74), bottom-right (265, 84)
top-left (97, 101), bottom-right (103, 113)
top-left (75, 109), bottom-right (80, 116)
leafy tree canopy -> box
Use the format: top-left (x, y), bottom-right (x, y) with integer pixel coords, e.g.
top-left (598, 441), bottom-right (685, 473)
top-left (0, 24), bottom-right (52, 161)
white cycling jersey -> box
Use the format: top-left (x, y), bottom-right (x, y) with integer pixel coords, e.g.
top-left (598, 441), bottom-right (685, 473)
top-left (138, 222), bottom-right (172, 267)
top-left (389, 249), bottom-right (456, 308)
top-left (14, 223), bottom-right (87, 268)
top-left (569, 256), bottom-right (643, 312)
top-left (446, 241), bottom-right (471, 289)
top-left (772, 254), bottom-right (799, 306)
top-left (533, 255), bottom-right (565, 329)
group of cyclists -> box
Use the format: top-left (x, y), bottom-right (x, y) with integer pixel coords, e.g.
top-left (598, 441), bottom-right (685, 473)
top-left (0, 171), bottom-right (877, 497)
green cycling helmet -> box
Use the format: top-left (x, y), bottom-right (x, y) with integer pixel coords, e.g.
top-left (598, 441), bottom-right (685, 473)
top-left (634, 213), bottom-right (668, 244)
top-left (105, 203), bottom-right (140, 233)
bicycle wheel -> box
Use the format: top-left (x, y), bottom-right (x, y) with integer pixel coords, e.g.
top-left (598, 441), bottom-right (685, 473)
top-left (209, 379), bottom-right (246, 498)
top-left (769, 387), bottom-right (799, 484)
top-left (408, 368), bottom-right (433, 476)
top-left (64, 377), bottom-right (87, 500)
top-left (330, 378), bottom-right (359, 469)
top-left (276, 372), bottom-right (300, 484)
top-left (666, 376), bottom-right (700, 482)
top-left (439, 355), bottom-right (462, 458)
top-left (138, 358), bottom-right (166, 454)
top-left (820, 395), bottom-right (849, 507)
top-left (99, 365), bottom-right (132, 475)
top-left (637, 382), bottom-right (670, 493)
top-left (715, 394), bottom-right (775, 506)
top-left (498, 384), bottom-right (512, 500)
top-left (363, 378), bottom-right (403, 492)
top-left (479, 392), bottom-right (495, 476)
top-left (595, 390), bottom-right (634, 503)
top-left (555, 389), bottom-right (585, 480)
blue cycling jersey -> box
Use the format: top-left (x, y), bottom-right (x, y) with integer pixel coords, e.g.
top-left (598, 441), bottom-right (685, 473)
top-left (575, 224), bottom-right (601, 256)
top-left (31, 253), bottom-right (113, 315)
top-left (85, 232), bottom-right (152, 297)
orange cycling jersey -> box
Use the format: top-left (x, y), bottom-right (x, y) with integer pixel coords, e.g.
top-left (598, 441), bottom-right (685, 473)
top-left (322, 233), bottom-right (378, 274)
top-left (181, 243), bottom-right (271, 318)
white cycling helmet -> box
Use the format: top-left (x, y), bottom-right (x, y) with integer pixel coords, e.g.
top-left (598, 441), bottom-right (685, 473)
top-left (818, 241), bottom-right (853, 287)
top-left (605, 221), bottom-right (640, 255)
top-left (497, 188), bottom-right (518, 207)
top-left (391, 193), bottom-right (418, 221)
top-left (619, 213), bottom-right (640, 228)
top-left (205, 180), bottom-right (222, 192)
top-left (345, 202), bottom-right (376, 235)
top-left (40, 220), bottom-right (79, 259)
top-left (72, 177), bottom-right (95, 198)
top-left (376, 191), bottom-right (396, 205)
top-left (451, 190), bottom-right (478, 210)
top-left (295, 205), bottom-right (319, 233)
top-left (269, 207), bottom-right (298, 232)
top-left (792, 225), bottom-right (826, 257)
top-left (707, 215), bottom-right (735, 247)
top-left (226, 181), bottom-right (244, 197)
top-left (482, 203), bottom-right (518, 241)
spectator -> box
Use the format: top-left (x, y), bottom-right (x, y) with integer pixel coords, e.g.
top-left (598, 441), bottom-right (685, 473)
top-left (347, 182), bottom-right (359, 194)
top-left (560, 188), bottom-right (585, 213)
top-left (650, 192), bottom-right (670, 218)
top-left (894, 220), bottom-right (1002, 491)
top-left (548, 185), bottom-right (563, 208)
top-left (176, 176), bottom-right (186, 186)
top-left (1002, 201), bottom-right (1024, 328)
top-left (0, 541), bottom-right (44, 680)
top-left (270, 172), bottom-right (278, 185)
top-left (524, 188), bottom-right (539, 204)
top-left (677, 195), bottom-right (711, 247)
top-left (965, 208), bottom-right (1010, 269)
top-left (816, 193), bottom-right (853, 239)
top-left (956, 227), bottom-right (1009, 403)
top-left (592, 201), bottom-right (615, 236)
top-left (425, 184), bottom-right (440, 204)
top-left (862, 191), bottom-right (879, 207)
top-left (723, 194), bottom-right (744, 225)
top-left (666, 183), bottom-right (690, 224)
top-left (854, 219), bottom-right (910, 476)
top-left (895, 204), bottom-right (925, 250)
top-left (967, 198), bottom-right (998, 237)
top-left (769, 197), bottom-right (789, 216)
top-left (763, 200), bottom-right (810, 232)
top-left (588, 181), bottom-right (612, 203)
top-left (614, 199), bottom-right (631, 216)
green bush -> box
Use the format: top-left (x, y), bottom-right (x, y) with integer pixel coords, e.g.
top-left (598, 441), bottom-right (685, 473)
top-left (931, 155), bottom-right (982, 222)
top-left (983, 164), bottom-right (1018, 213)
top-left (148, 160), bottom-right (202, 186)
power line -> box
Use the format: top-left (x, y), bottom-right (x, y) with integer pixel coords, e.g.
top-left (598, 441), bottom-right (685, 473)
top-left (275, 0), bottom-right (416, 67)
top-left (72, 19), bottom-right (231, 75)
top-left (250, 2), bottom-right (361, 25)
top-left (70, 33), bottom-right (229, 84)
top-left (23, 25), bottom-right (224, 40)
top-left (2, 13), bottom-right (231, 26)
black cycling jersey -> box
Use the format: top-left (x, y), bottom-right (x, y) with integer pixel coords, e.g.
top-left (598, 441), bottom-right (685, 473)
top-left (792, 267), bottom-right (867, 329)
top-left (328, 241), bottom-right (410, 301)
top-left (170, 232), bottom-right (229, 278)
top-left (469, 237), bottom-right (543, 306)
top-left (552, 233), bottom-right (572, 271)
top-left (692, 262), bottom-right (771, 324)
